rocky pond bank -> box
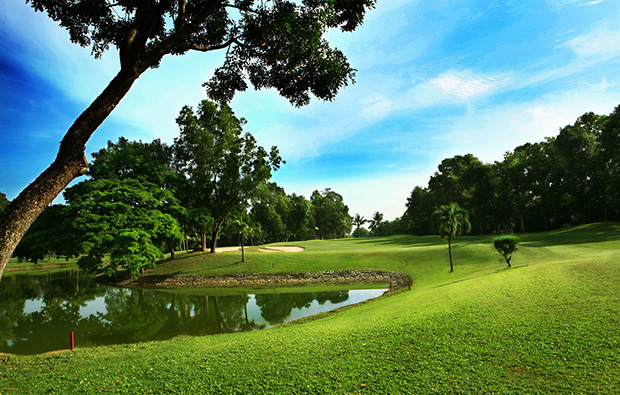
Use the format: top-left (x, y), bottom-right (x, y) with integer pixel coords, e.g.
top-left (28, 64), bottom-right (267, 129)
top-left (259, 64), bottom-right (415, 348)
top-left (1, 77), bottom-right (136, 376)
top-left (109, 270), bottom-right (413, 292)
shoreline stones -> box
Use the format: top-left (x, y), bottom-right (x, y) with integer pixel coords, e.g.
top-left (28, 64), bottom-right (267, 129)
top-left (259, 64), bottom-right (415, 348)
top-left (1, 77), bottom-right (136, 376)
top-left (111, 270), bottom-right (412, 292)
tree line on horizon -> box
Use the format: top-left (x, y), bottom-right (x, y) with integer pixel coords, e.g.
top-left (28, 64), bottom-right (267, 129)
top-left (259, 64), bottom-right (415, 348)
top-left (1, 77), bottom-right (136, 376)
top-left (400, 105), bottom-right (620, 235)
top-left (2, 105), bottom-right (619, 275)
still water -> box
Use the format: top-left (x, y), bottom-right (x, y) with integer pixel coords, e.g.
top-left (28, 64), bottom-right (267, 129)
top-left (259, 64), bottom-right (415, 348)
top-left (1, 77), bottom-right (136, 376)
top-left (0, 270), bottom-right (386, 355)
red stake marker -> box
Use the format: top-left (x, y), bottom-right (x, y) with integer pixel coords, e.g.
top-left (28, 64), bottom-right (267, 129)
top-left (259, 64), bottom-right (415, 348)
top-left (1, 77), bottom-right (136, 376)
top-left (70, 331), bottom-right (75, 351)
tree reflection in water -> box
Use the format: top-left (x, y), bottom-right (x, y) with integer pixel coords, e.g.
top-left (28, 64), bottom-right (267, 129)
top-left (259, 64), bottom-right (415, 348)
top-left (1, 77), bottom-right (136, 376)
top-left (0, 271), bottom-right (384, 354)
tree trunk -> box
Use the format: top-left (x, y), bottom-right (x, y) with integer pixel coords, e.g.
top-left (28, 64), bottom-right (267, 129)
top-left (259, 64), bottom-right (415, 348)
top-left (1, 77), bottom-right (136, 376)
top-left (210, 218), bottom-right (225, 253)
top-left (0, 69), bottom-right (141, 280)
top-left (448, 234), bottom-right (453, 273)
top-left (241, 234), bottom-right (245, 262)
top-left (200, 233), bottom-right (207, 252)
top-left (167, 240), bottom-right (176, 259)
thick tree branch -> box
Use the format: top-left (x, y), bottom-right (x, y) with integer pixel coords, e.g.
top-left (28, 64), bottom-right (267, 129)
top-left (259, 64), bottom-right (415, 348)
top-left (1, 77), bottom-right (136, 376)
top-left (175, 0), bottom-right (187, 29)
top-left (141, 0), bottom-right (224, 67)
top-left (186, 38), bottom-right (235, 52)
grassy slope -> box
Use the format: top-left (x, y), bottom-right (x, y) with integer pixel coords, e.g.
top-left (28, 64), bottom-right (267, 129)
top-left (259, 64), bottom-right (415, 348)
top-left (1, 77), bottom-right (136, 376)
top-left (2, 223), bottom-right (620, 394)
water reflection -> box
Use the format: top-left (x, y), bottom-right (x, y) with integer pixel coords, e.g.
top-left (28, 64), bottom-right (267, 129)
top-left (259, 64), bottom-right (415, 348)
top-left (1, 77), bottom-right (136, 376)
top-left (0, 271), bottom-right (385, 355)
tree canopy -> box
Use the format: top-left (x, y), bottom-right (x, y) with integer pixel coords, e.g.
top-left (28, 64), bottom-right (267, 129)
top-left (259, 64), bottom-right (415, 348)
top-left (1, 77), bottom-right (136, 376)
top-left (64, 178), bottom-right (183, 278)
top-left (0, 0), bottom-right (377, 279)
top-left (174, 100), bottom-right (283, 252)
top-left (403, 105), bottom-right (620, 236)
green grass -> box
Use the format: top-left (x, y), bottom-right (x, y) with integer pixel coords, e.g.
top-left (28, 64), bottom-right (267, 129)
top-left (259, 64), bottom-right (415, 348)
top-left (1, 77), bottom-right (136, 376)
top-left (6, 255), bottom-right (78, 271)
top-left (2, 223), bottom-right (620, 393)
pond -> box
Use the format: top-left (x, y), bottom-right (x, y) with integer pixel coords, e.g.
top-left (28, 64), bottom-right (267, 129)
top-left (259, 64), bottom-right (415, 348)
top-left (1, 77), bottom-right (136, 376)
top-left (0, 270), bottom-right (387, 355)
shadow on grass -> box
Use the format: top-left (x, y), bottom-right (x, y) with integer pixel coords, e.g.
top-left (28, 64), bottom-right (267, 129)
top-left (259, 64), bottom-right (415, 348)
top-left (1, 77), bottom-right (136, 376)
top-left (355, 234), bottom-right (437, 248)
top-left (519, 223), bottom-right (620, 247)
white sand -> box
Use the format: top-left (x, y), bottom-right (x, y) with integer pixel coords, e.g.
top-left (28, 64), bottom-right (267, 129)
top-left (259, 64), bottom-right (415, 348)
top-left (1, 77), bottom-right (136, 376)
top-left (214, 247), bottom-right (241, 253)
top-left (258, 246), bottom-right (305, 253)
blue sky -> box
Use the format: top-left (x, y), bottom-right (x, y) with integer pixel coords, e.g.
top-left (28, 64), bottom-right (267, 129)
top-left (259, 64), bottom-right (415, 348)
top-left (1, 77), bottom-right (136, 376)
top-left (1, 0), bottom-right (620, 221)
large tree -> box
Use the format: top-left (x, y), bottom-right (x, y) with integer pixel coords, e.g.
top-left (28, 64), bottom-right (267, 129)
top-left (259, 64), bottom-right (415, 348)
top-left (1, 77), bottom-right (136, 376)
top-left (64, 178), bottom-right (183, 278)
top-left (0, 0), bottom-right (377, 279)
top-left (310, 188), bottom-right (351, 239)
top-left (174, 100), bottom-right (282, 252)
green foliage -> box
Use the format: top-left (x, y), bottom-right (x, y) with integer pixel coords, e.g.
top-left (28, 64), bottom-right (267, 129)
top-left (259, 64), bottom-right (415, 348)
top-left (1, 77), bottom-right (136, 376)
top-left (174, 100), bottom-right (283, 252)
top-left (13, 205), bottom-right (78, 263)
top-left (27, 0), bottom-right (375, 104)
top-left (352, 226), bottom-right (369, 238)
top-left (433, 203), bottom-right (471, 239)
top-left (369, 211), bottom-right (384, 237)
top-left (403, 105), bottom-right (620, 235)
top-left (433, 203), bottom-right (471, 272)
top-left (311, 188), bottom-right (352, 239)
top-left (65, 179), bottom-right (182, 278)
top-left (89, 137), bottom-right (175, 186)
top-left (493, 235), bottom-right (520, 267)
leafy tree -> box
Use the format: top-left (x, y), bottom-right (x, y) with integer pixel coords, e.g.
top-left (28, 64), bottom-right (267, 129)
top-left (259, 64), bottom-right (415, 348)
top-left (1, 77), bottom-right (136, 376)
top-left (89, 138), bottom-right (176, 185)
top-left (283, 193), bottom-right (313, 241)
top-left (87, 137), bottom-right (187, 257)
top-left (174, 100), bottom-right (283, 252)
top-left (493, 235), bottom-right (519, 267)
top-left (601, 105), bottom-right (620, 221)
top-left (433, 203), bottom-right (471, 273)
top-left (554, 113), bottom-right (605, 224)
top-left (13, 205), bottom-right (78, 264)
top-left (369, 211), bottom-right (383, 237)
top-left (310, 189), bottom-right (351, 239)
top-left (64, 178), bottom-right (182, 278)
top-left (352, 213), bottom-right (367, 237)
top-left (381, 217), bottom-right (404, 236)
top-left (352, 226), bottom-right (369, 238)
top-left (0, 0), bottom-right (377, 279)
top-left (251, 183), bottom-right (289, 243)
top-left (404, 186), bottom-right (434, 235)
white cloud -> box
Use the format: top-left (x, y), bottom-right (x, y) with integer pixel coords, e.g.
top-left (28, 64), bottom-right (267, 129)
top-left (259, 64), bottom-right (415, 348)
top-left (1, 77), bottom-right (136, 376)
top-left (580, 0), bottom-right (605, 6)
top-left (430, 78), bottom-right (618, 163)
top-left (562, 25), bottom-right (620, 59)
top-left (357, 70), bottom-right (507, 122)
top-left (427, 71), bottom-right (502, 99)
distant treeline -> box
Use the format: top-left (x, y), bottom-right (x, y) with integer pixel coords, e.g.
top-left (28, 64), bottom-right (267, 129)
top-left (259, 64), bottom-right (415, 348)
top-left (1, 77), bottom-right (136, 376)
top-left (3, 104), bottom-right (620, 271)
top-left (401, 105), bottom-right (620, 235)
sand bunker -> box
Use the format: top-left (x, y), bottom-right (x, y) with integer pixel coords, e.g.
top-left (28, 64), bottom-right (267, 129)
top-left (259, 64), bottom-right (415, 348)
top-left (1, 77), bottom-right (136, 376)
top-left (258, 246), bottom-right (305, 253)
top-left (215, 247), bottom-right (241, 253)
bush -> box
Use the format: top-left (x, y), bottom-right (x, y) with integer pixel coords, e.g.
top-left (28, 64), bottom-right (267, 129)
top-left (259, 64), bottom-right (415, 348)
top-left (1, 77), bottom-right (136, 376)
top-left (493, 235), bottom-right (520, 267)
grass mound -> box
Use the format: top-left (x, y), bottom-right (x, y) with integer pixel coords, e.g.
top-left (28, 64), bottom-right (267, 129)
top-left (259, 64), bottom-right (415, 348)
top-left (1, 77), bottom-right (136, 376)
top-left (2, 224), bottom-right (620, 393)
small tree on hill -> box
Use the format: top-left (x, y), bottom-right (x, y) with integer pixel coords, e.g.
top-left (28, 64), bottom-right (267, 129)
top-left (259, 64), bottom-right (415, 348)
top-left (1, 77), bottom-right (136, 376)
top-left (493, 235), bottom-right (519, 267)
top-left (433, 203), bottom-right (471, 273)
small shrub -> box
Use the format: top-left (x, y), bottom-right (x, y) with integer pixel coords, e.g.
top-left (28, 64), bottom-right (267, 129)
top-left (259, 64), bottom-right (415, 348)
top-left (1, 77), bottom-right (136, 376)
top-left (493, 235), bottom-right (520, 267)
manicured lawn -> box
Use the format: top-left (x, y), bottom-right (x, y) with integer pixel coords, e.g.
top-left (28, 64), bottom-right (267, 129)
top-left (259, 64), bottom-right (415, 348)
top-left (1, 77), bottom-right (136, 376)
top-left (2, 223), bottom-right (619, 393)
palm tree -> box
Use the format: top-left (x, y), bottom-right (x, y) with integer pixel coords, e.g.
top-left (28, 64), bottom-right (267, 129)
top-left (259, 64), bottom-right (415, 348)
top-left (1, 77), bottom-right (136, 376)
top-left (352, 213), bottom-right (367, 237)
top-left (232, 217), bottom-right (253, 262)
top-left (369, 211), bottom-right (384, 237)
top-left (433, 203), bottom-right (471, 273)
